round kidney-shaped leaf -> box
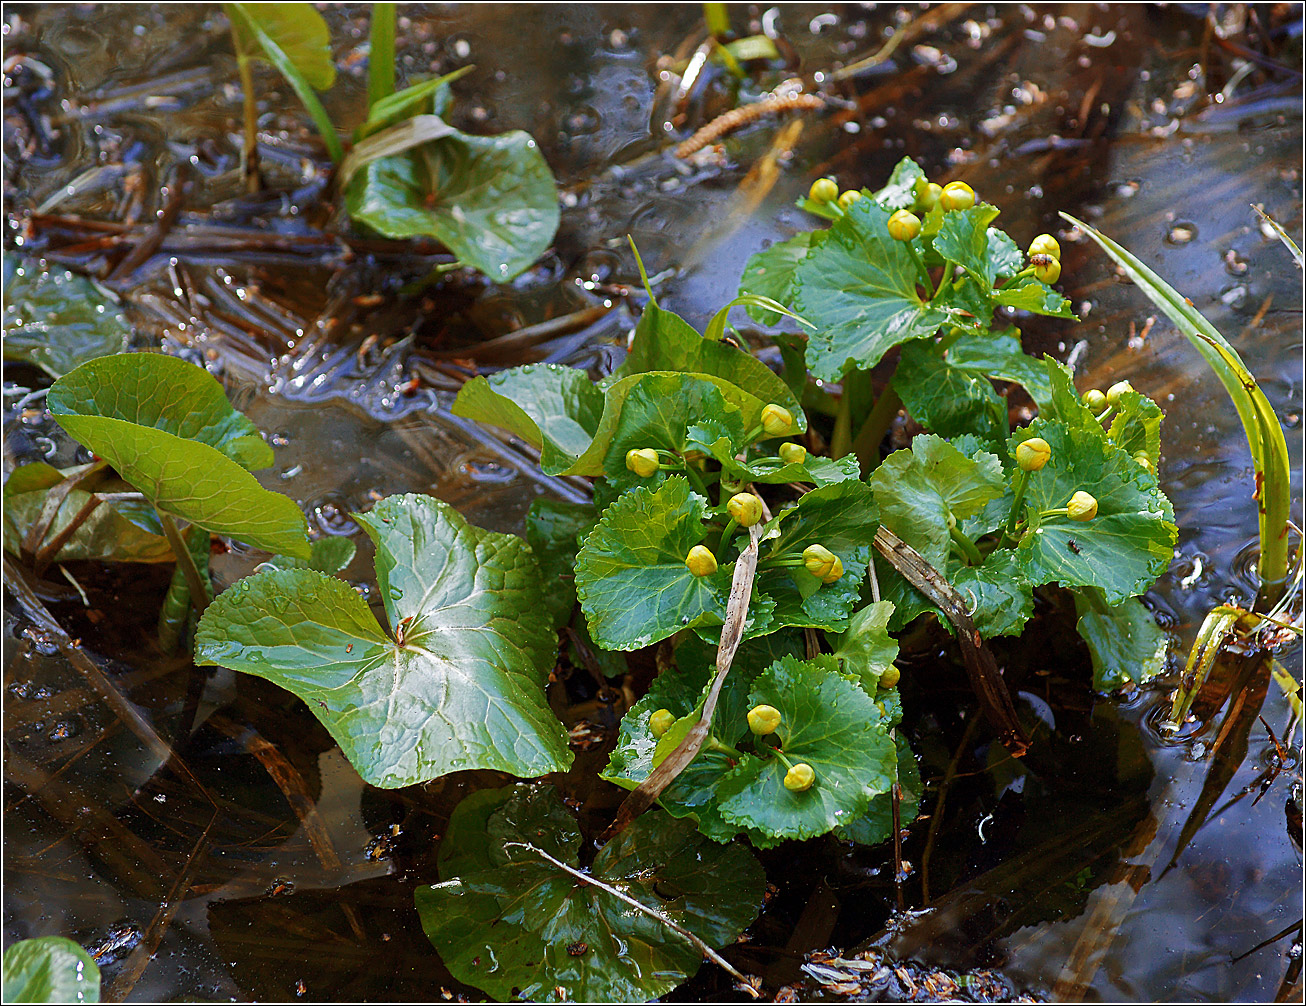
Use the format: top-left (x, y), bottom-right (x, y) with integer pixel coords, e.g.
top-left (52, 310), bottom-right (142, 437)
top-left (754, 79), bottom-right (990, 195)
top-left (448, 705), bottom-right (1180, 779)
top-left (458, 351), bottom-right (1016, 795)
top-left (2, 936), bottom-right (100, 1004)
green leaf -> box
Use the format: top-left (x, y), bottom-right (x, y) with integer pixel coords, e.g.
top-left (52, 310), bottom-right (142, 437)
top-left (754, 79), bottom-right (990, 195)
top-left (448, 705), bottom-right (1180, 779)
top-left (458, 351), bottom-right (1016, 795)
top-left (952, 547), bottom-right (1035, 638)
top-left (617, 302), bottom-right (805, 426)
top-left (47, 354), bottom-right (309, 558)
top-left (1074, 590), bottom-right (1169, 691)
top-left (417, 782), bottom-right (764, 1003)
top-left (525, 497), bottom-right (597, 628)
top-left (365, 2), bottom-right (395, 108)
top-left (933, 204), bottom-right (1005, 286)
top-left (227, 1), bottom-right (335, 89)
top-left (344, 129), bottom-right (559, 280)
top-left (716, 656), bottom-right (897, 840)
top-left (756, 480), bottom-right (878, 631)
top-left (993, 276), bottom-right (1077, 318)
top-left (3, 462), bottom-right (172, 564)
top-left (1011, 420), bottom-right (1176, 604)
top-left (835, 731), bottom-right (922, 846)
top-left (737, 232), bottom-right (816, 323)
top-left (1107, 388), bottom-right (1164, 468)
top-left (451, 363), bottom-right (604, 475)
top-left (575, 478), bottom-right (738, 650)
top-left (194, 494), bottom-right (572, 787)
top-left (2, 937), bottom-right (100, 1004)
top-left (944, 329), bottom-right (1054, 410)
top-left (829, 600), bottom-right (899, 691)
top-left (793, 198), bottom-right (956, 380)
top-left (259, 536), bottom-right (357, 575)
top-left (894, 338), bottom-right (1009, 447)
top-left (358, 66), bottom-right (474, 137)
top-left (870, 157), bottom-right (926, 211)
top-left (701, 437), bottom-right (862, 487)
top-left (2, 261), bottom-right (130, 378)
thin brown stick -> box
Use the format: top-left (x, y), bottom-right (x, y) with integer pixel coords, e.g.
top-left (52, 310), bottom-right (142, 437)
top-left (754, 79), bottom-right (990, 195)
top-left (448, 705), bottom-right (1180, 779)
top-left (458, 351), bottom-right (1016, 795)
top-left (602, 524), bottom-right (763, 840)
top-left (873, 526), bottom-right (1029, 755)
top-left (20, 459), bottom-right (107, 565)
top-left (507, 841), bottom-right (758, 996)
top-left (32, 494), bottom-right (102, 576)
top-left (108, 163), bottom-right (190, 281)
top-left (675, 92), bottom-right (823, 158)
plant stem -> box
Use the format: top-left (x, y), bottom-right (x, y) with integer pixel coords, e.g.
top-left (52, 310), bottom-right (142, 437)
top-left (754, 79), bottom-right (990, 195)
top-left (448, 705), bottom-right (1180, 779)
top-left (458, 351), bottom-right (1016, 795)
top-left (830, 382), bottom-right (853, 458)
top-left (852, 385), bottom-right (901, 474)
top-left (718, 517), bottom-right (739, 552)
top-left (705, 735), bottom-right (744, 759)
top-left (684, 463), bottom-right (711, 500)
top-left (1003, 469), bottom-right (1031, 541)
top-left (949, 524), bottom-right (984, 566)
top-left (159, 513), bottom-right (210, 618)
top-left (933, 259), bottom-right (955, 298)
top-left (235, 53), bottom-right (261, 193)
top-left (703, 1), bottom-right (731, 37)
top-left (366, 2), bottom-right (396, 109)
top-left (906, 241), bottom-right (932, 291)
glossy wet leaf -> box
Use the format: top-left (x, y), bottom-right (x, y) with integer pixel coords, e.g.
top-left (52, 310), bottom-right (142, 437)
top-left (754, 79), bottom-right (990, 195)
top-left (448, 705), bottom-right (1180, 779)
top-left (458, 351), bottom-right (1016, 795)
top-left (451, 363), bottom-right (603, 474)
top-left (345, 128), bottom-right (559, 280)
top-left (2, 936), bottom-right (100, 1004)
top-left (258, 535), bottom-right (357, 575)
top-left (575, 477), bottom-right (737, 650)
top-left (716, 656), bottom-right (897, 840)
top-left (1107, 388), bottom-right (1163, 468)
top-left (3, 462), bottom-right (172, 564)
top-left (417, 782), bottom-right (764, 1003)
top-left (882, 542), bottom-right (1034, 639)
top-left (226, 1), bottom-right (335, 89)
top-left (615, 301), bottom-right (804, 424)
top-left (525, 497), bottom-right (597, 628)
top-left (870, 156), bottom-right (927, 211)
top-left (829, 600), bottom-right (899, 691)
top-left (701, 436), bottom-right (862, 487)
top-left (1074, 590), bottom-right (1169, 691)
top-left (933, 203), bottom-right (1020, 287)
top-left (943, 330), bottom-right (1054, 410)
top-left (737, 231), bottom-right (816, 323)
top-left (756, 480), bottom-right (878, 631)
top-left (893, 338), bottom-right (1009, 447)
top-left (835, 731), bottom-right (923, 846)
top-left (1011, 420), bottom-right (1176, 604)
top-left (2, 261), bottom-right (130, 378)
top-left (792, 198), bottom-right (956, 380)
top-left (47, 354), bottom-right (309, 558)
top-left (992, 276), bottom-right (1076, 318)
top-left (194, 494), bottom-right (572, 787)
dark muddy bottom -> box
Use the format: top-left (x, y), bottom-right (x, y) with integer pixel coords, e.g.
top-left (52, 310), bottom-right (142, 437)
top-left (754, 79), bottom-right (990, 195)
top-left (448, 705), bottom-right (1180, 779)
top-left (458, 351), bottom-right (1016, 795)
top-left (3, 4), bottom-right (1302, 1003)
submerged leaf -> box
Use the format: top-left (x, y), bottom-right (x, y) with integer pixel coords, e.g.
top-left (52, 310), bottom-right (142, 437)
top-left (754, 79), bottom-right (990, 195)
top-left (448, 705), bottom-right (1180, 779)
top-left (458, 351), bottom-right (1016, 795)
top-left (525, 497), bottom-right (598, 629)
top-left (2, 936), bottom-right (100, 1004)
top-left (1074, 590), bottom-right (1169, 691)
top-left (345, 129), bottom-right (559, 280)
top-left (417, 782), bottom-right (764, 1003)
top-left (737, 231), bottom-right (816, 324)
top-left (2, 261), bottom-right (130, 378)
top-left (195, 494), bottom-right (572, 787)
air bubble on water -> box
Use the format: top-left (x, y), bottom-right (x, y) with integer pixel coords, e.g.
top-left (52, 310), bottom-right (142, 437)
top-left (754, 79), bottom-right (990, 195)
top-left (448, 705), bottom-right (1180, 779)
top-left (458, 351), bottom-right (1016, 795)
top-left (1165, 222), bottom-right (1197, 245)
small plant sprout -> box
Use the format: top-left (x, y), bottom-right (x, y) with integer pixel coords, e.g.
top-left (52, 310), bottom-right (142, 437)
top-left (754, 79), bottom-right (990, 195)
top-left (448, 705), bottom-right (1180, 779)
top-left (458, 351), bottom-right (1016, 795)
top-left (1015, 437), bottom-right (1052, 472)
top-left (939, 180), bottom-right (976, 211)
top-left (747, 704), bottom-right (782, 735)
top-left (625, 448), bottom-right (660, 478)
top-left (649, 708), bottom-right (676, 738)
top-left (837, 189), bottom-right (863, 210)
top-left (887, 209), bottom-right (922, 241)
top-left (1066, 491), bottom-right (1099, 521)
top-left (727, 492), bottom-right (765, 527)
top-left (778, 442), bottom-right (807, 465)
top-left (760, 403), bottom-right (795, 436)
top-left (783, 762), bottom-right (816, 792)
top-left (1032, 255), bottom-right (1062, 284)
top-left (1082, 388), bottom-right (1108, 411)
top-left (1028, 233), bottom-right (1061, 260)
top-left (685, 545), bottom-right (718, 577)
top-left (802, 544), bottom-right (843, 583)
top-left (1105, 380), bottom-right (1134, 406)
top-left (809, 177), bottom-right (839, 204)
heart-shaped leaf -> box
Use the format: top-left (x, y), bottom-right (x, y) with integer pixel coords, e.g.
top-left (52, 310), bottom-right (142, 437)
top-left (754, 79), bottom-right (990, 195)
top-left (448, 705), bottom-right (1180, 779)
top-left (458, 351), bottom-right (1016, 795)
top-left (525, 497), bottom-right (598, 629)
top-left (737, 231), bottom-right (817, 324)
top-left (417, 782), bottom-right (764, 1003)
top-left (834, 731), bottom-right (923, 846)
top-left (893, 338), bottom-right (1010, 448)
top-left (194, 494), bottom-right (572, 787)
top-left (345, 129), bottom-right (559, 280)
top-left (3, 260), bottom-right (130, 378)
top-left (715, 655), bottom-right (897, 840)
top-left (227, 1), bottom-right (335, 89)
top-left (1074, 589), bottom-right (1169, 691)
top-left (48, 354), bottom-right (310, 558)
top-left (2, 937), bottom-right (100, 1005)
top-left (829, 600), bottom-right (899, 691)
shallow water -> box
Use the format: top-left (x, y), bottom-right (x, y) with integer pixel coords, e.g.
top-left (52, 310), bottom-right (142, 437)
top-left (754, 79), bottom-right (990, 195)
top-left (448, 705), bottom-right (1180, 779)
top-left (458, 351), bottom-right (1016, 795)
top-left (3, 4), bottom-right (1302, 1003)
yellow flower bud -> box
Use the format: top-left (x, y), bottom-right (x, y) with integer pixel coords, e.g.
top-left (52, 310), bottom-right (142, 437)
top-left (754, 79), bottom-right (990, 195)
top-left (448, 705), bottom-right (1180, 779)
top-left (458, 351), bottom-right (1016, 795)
top-left (1106, 380), bottom-right (1134, 406)
top-left (1082, 389), bottom-right (1107, 411)
top-left (887, 209), bottom-right (922, 241)
top-left (1033, 257), bottom-right (1061, 284)
top-left (808, 177), bottom-right (839, 204)
top-left (822, 556), bottom-right (844, 584)
top-left (1015, 437), bottom-right (1052, 472)
top-left (784, 762), bottom-right (816, 792)
top-left (747, 704), bottom-right (782, 735)
top-left (625, 448), bottom-right (660, 478)
top-left (939, 180), bottom-right (976, 211)
top-left (1067, 490), bottom-right (1098, 521)
top-left (878, 666), bottom-right (901, 689)
top-left (837, 189), bottom-right (863, 210)
top-left (1028, 233), bottom-right (1061, 260)
top-left (778, 442), bottom-right (807, 465)
top-left (760, 403), bottom-right (794, 436)
top-left (685, 544), bottom-right (718, 577)
top-left (802, 544), bottom-right (842, 583)
top-left (914, 180), bottom-right (942, 213)
top-left (649, 708), bottom-right (675, 738)
top-left (727, 492), bottom-right (765, 527)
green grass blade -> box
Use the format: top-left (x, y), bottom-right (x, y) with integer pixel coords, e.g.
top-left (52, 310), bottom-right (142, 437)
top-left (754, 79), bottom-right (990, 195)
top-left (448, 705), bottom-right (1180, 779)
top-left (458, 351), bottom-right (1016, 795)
top-left (1062, 212), bottom-right (1293, 600)
top-left (1253, 205), bottom-right (1304, 269)
top-left (367, 2), bottom-right (396, 108)
top-left (228, 2), bottom-right (344, 164)
top-left (704, 294), bottom-right (814, 342)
